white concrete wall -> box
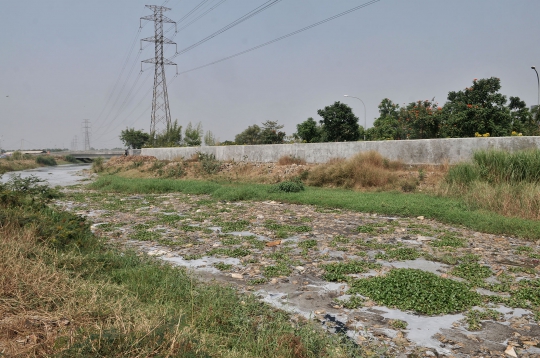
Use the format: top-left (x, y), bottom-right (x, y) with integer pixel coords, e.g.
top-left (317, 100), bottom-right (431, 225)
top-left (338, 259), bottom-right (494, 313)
top-left (141, 137), bottom-right (540, 165)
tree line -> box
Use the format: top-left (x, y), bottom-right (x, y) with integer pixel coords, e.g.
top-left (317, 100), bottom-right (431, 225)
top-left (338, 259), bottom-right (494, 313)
top-left (120, 77), bottom-right (540, 148)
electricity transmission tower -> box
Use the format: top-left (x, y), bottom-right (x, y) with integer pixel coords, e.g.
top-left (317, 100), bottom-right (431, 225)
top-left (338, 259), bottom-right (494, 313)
top-left (82, 119), bottom-right (91, 150)
top-left (71, 135), bottom-right (79, 151)
top-left (141, 5), bottom-right (177, 137)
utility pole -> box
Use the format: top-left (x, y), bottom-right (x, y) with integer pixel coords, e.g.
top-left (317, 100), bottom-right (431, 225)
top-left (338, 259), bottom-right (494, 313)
top-left (141, 5), bottom-right (177, 138)
top-left (82, 119), bottom-right (91, 150)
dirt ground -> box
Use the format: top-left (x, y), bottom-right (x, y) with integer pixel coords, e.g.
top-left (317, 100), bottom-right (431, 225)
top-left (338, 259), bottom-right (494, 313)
top-left (54, 175), bottom-right (540, 358)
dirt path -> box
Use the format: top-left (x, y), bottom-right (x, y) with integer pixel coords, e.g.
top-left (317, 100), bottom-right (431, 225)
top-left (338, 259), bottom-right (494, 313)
top-left (55, 188), bottom-right (540, 357)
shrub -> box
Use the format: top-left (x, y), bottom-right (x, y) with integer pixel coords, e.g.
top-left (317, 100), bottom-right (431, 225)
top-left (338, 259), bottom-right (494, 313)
top-left (306, 151), bottom-right (403, 189)
top-left (268, 180), bottom-right (305, 193)
top-left (197, 152), bottom-right (221, 174)
top-left (64, 154), bottom-right (78, 163)
top-left (36, 155), bottom-right (57, 166)
top-left (92, 157), bottom-right (105, 173)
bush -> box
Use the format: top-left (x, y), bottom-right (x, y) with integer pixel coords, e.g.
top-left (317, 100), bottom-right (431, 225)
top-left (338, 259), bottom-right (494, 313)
top-left (197, 152), bottom-right (221, 174)
top-left (306, 151), bottom-right (402, 189)
top-left (64, 154), bottom-right (78, 163)
top-left (269, 180), bottom-right (305, 193)
top-left (92, 157), bottom-right (105, 173)
top-left (36, 155), bottom-right (57, 166)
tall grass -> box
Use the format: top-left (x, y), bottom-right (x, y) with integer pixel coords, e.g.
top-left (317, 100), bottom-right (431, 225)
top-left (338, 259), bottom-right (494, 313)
top-left (444, 149), bottom-right (540, 220)
top-left (306, 151), bottom-right (404, 189)
top-left (278, 155), bottom-right (306, 165)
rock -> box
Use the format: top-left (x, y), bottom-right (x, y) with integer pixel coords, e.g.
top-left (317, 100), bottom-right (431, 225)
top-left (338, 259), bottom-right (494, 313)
top-left (266, 240), bottom-right (282, 247)
top-left (231, 273), bottom-right (243, 279)
top-left (295, 266), bottom-right (305, 271)
top-left (504, 345), bottom-right (517, 357)
top-left (417, 216), bottom-right (425, 220)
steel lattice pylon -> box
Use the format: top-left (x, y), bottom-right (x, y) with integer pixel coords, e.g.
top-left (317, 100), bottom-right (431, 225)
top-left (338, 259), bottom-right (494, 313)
top-left (141, 5), bottom-right (177, 137)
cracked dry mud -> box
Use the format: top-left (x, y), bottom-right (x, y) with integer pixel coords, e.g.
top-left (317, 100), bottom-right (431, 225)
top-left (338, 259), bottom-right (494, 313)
top-left (55, 189), bottom-right (540, 358)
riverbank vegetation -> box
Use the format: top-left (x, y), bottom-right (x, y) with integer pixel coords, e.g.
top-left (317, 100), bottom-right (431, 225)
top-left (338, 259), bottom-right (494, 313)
top-left (0, 175), bottom-right (368, 357)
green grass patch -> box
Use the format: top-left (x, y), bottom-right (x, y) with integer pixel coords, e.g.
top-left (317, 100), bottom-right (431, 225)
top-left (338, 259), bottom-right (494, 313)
top-left (263, 263), bottom-right (292, 277)
top-left (220, 219), bottom-right (250, 232)
top-left (322, 261), bottom-right (381, 282)
top-left (349, 269), bottom-right (482, 315)
top-left (430, 234), bottom-right (467, 248)
top-left (464, 309), bottom-right (503, 331)
top-left (375, 247), bottom-right (420, 261)
top-left (214, 262), bottom-right (233, 271)
top-left (130, 230), bottom-right (161, 241)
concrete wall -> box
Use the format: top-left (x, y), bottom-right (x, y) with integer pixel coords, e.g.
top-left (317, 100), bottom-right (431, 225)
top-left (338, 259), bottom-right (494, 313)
top-left (140, 137), bottom-right (540, 165)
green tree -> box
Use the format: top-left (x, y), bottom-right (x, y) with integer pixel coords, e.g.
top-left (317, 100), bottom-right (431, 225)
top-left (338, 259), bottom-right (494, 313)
top-left (152, 120), bottom-right (183, 147)
top-left (317, 101), bottom-right (360, 142)
top-left (366, 98), bottom-right (401, 140)
top-left (401, 99), bottom-right (442, 139)
top-left (260, 120), bottom-right (286, 144)
top-left (508, 97), bottom-right (537, 135)
top-left (119, 128), bottom-right (150, 149)
top-left (295, 117), bottom-right (323, 143)
top-left (184, 122), bottom-right (203, 146)
top-left (441, 77), bottom-right (512, 137)
top-left (204, 130), bottom-right (217, 146)
top-left (235, 125), bottom-right (261, 145)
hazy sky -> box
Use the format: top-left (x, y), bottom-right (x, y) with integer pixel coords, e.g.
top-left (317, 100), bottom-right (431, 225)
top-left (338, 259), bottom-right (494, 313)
top-left (1, 0), bottom-right (539, 150)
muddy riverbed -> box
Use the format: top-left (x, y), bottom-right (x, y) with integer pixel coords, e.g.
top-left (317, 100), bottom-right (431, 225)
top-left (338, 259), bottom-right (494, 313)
top-left (51, 183), bottom-right (540, 358)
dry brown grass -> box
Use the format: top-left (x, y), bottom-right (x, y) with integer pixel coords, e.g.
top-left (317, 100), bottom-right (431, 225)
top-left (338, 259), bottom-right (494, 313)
top-left (0, 224), bottom-right (163, 357)
top-left (0, 159), bottom-right (40, 175)
top-left (277, 155), bottom-right (306, 166)
top-left (306, 151), bottom-right (412, 190)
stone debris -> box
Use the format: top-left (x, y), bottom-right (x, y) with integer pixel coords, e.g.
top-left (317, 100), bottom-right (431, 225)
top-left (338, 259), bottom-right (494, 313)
top-left (55, 188), bottom-right (540, 358)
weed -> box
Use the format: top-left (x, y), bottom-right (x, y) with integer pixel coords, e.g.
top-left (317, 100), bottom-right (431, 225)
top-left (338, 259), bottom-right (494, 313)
top-left (248, 278), bottom-right (268, 285)
top-left (451, 262), bottom-right (493, 285)
top-left (430, 234), bottom-right (467, 248)
top-left (207, 247), bottom-right (251, 258)
top-left (221, 220), bottom-right (250, 232)
top-left (515, 245), bottom-right (533, 253)
top-left (337, 295), bottom-right (365, 309)
top-left (183, 254), bottom-right (203, 260)
top-left (197, 152), bottom-right (221, 174)
top-left (375, 247), bottom-right (420, 261)
top-left (389, 319), bottom-right (408, 330)
top-left (298, 239), bottom-right (317, 251)
top-left (214, 262), bottom-right (233, 271)
top-left (130, 230), bottom-right (161, 241)
top-left (349, 269), bottom-right (482, 315)
top-left (263, 263), bottom-right (291, 277)
top-left (464, 309), bottom-right (503, 331)
top-left (322, 260), bottom-right (381, 282)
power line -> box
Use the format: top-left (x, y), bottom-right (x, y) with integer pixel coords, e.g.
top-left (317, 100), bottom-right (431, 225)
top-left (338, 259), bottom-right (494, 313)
top-left (171, 0), bottom-right (282, 59)
top-left (177, 0), bottom-right (381, 76)
top-left (93, 26), bottom-right (146, 130)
